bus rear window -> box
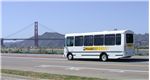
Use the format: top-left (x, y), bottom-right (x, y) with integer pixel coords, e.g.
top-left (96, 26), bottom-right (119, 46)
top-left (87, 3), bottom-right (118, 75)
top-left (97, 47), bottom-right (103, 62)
top-left (126, 34), bottom-right (133, 43)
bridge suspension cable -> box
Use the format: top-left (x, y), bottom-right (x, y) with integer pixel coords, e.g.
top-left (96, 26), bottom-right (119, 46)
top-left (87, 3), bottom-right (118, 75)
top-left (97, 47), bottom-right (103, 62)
top-left (5, 22), bottom-right (34, 38)
top-left (38, 23), bottom-right (56, 33)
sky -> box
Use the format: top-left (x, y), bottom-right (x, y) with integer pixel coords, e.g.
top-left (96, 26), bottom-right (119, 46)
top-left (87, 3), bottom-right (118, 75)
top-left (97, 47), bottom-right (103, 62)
top-left (1, 1), bottom-right (149, 38)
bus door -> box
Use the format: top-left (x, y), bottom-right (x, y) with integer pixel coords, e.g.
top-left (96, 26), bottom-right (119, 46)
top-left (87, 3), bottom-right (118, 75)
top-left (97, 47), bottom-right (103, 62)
top-left (125, 34), bottom-right (134, 56)
top-left (65, 36), bottom-right (74, 54)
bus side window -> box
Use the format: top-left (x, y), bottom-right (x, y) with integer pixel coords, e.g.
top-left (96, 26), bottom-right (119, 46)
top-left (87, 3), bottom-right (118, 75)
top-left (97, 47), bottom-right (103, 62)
top-left (94, 35), bottom-right (104, 45)
top-left (75, 36), bottom-right (83, 46)
top-left (84, 35), bottom-right (93, 46)
top-left (66, 37), bottom-right (74, 46)
top-left (116, 34), bottom-right (121, 45)
top-left (105, 34), bottom-right (115, 45)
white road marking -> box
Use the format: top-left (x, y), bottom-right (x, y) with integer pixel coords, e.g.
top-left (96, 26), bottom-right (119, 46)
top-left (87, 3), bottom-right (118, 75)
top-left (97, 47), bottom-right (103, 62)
top-left (36, 65), bottom-right (71, 68)
top-left (35, 64), bottom-right (80, 71)
top-left (66, 67), bottom-right (80, 71)
top-left (35, 64), bottom-right (148, 73)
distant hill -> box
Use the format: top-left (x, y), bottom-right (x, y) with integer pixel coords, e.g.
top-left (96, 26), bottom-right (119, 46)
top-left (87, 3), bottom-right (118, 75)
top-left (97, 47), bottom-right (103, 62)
top-left (4, 32), bottom-right (149, 48)
top-left (5, 32), bottom-right (65, 48)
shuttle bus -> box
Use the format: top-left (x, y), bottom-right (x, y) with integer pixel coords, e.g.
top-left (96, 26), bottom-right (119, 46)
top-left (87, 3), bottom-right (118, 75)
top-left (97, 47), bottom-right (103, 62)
top-left (64, 30), bottom-right (134, 61)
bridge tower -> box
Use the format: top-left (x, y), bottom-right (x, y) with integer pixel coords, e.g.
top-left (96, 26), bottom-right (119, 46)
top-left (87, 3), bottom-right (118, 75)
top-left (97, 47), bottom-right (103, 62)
top-left (34, 21), bottom-right (39, 48)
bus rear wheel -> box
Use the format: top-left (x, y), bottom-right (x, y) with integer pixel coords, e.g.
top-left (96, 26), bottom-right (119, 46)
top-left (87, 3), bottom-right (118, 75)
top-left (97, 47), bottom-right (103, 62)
top-left (100, 53), bottom-right (108, 61)
top-left (67, 53), bottom-right (73, 60)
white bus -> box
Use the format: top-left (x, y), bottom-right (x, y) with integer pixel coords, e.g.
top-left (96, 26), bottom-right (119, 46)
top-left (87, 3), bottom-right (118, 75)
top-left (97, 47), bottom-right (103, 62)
top-left (64, 30), bottom-right (134, 61)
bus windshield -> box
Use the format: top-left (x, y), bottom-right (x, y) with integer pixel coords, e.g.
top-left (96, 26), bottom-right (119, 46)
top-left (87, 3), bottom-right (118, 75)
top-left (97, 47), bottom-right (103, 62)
top-left (126, 34), bottom-right (133, 43)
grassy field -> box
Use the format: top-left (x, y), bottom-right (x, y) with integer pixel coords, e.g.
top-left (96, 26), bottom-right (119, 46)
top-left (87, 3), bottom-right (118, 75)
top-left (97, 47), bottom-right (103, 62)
top-left (1, 69), bottom-right (107, 80)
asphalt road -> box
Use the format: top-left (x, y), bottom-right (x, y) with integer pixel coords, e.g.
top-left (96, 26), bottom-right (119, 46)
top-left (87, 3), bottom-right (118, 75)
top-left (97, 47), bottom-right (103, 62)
top-left (1, 53), bottom-right (149, 80)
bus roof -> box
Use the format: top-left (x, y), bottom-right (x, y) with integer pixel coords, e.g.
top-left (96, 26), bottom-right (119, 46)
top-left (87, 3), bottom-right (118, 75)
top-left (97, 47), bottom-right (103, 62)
top-left (65, 30), bottom-right (133, 37)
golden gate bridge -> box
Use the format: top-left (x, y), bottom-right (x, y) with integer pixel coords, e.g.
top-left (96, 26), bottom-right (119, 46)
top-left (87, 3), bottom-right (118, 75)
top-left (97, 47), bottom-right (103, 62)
top-left (0, 21), bottom-right (64, 48)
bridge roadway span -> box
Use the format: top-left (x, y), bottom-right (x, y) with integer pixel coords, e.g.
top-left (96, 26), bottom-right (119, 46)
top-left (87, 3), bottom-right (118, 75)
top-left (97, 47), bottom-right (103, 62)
top-left (2, 53), bottom-right (149, 80)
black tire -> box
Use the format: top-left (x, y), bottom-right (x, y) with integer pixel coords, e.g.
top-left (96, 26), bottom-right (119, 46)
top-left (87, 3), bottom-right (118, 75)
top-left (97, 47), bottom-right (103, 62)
top-left (67, 53), bottom-right (73, 60)
top-left (100, 53), bottom-right (108, 61)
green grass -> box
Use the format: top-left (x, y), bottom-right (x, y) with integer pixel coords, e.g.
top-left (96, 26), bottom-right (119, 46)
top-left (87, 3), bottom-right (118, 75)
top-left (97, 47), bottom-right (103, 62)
top-left (1, 69), bottom-right (107, 80)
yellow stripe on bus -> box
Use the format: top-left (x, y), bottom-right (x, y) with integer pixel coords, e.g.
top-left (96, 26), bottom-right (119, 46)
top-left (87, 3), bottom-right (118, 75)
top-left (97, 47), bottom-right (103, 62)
top-left (84, 46), bottom-right (108, 51)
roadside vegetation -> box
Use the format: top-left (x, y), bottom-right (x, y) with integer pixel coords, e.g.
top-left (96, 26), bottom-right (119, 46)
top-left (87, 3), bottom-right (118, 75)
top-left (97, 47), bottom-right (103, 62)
top-left (134, 47), bottom-right (149, 56)
top-left (1, 48), bottom-right (64, 54)
top-left (1, 69), bottom-right (107, 80)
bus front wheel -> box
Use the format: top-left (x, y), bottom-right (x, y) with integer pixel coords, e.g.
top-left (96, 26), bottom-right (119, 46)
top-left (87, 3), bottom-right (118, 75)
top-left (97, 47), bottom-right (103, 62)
top-left (67, 53), bottom-right (73, 60)
top-left (100, 53), bottom-right (108, 61)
